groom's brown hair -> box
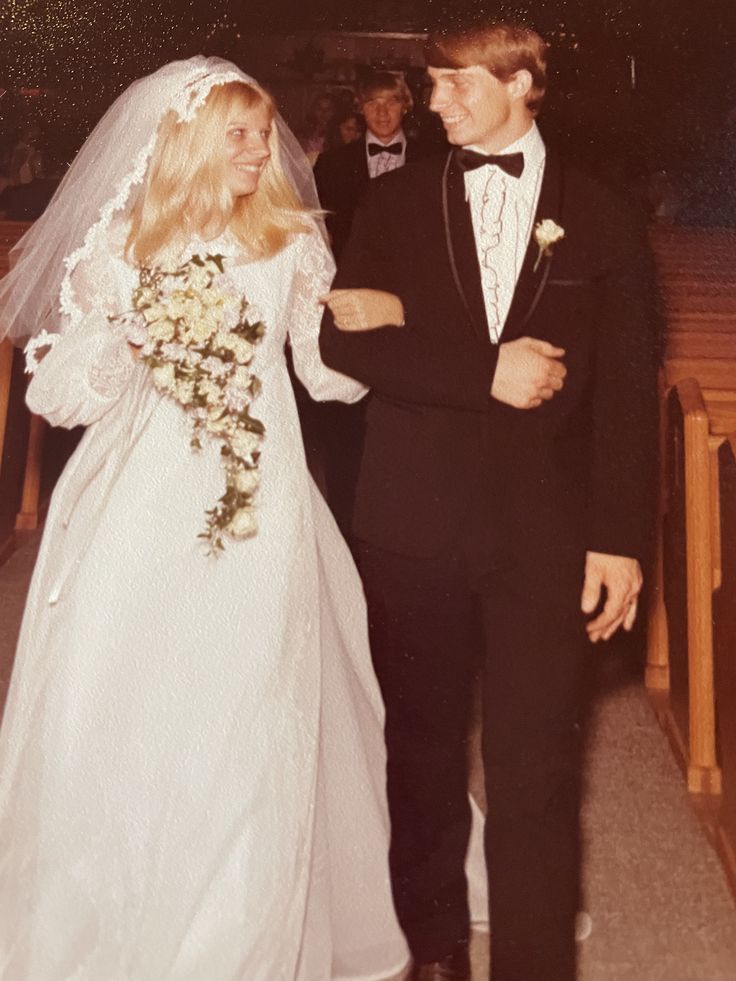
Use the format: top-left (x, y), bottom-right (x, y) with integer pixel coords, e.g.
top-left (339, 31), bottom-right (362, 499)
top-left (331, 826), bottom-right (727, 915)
top-left (424, 20), bottom-right (548, 115)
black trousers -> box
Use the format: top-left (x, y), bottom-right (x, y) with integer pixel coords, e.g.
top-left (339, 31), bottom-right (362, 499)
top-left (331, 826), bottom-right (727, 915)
top-left (357, 541), bottom-right (590, 981)
top-left (320, 400), bottom-right (366, 543)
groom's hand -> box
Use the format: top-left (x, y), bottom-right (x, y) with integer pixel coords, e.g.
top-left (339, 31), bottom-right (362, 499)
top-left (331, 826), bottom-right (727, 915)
top-left (491, 337), bottom-right (566, 409)
top-left (581, 551), bottom-right (643, 643)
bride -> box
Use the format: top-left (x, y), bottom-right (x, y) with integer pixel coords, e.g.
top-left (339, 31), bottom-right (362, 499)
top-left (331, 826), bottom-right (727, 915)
top-left (0, 57), bottom-right (409, 980)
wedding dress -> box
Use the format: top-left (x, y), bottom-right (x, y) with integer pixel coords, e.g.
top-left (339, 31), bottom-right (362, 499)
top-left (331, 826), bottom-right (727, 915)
top-left (0, 218), bottom-right (409, 980)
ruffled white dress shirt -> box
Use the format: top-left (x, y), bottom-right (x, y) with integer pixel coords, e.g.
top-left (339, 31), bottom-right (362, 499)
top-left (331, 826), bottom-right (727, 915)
top-left (366, 128), bottom-right (407, 179)
top-left (464, 122), bottom-right (546, 342)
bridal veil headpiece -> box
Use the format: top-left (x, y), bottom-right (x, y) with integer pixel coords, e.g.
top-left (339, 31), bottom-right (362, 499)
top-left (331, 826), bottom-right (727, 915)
top-left (0, 56), bottom-right (320, 346)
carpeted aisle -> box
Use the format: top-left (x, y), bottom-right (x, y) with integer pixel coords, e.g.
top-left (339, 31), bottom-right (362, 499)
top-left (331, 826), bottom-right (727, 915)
top-left (1, 536), bottom-right (736, 979)
top-left (577, 679), bottom-right (736, 980)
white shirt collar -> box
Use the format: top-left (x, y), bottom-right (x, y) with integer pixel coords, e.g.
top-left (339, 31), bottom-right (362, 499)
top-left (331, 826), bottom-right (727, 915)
top-left (366, 128), bottom-right (405, 148)
top-left (465, 121), bottom-right (544, 160)
top-left (464, 122), bottom-right (545, 200)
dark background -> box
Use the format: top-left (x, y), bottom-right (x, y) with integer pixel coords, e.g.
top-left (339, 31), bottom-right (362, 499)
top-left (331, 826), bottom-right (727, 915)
top-left (1, 0), bottom-right (735, 221)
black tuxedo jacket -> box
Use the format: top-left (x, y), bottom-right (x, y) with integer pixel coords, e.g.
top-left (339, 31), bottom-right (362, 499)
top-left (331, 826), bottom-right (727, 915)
top-left (319, 150), bottom-right (661, 577)
top-left (314, 137), bottom-right (425, 259)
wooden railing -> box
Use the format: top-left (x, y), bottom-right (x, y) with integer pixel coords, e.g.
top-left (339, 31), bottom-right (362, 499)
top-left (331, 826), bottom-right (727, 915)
top-left (714, 435), bottom-right (736, 894)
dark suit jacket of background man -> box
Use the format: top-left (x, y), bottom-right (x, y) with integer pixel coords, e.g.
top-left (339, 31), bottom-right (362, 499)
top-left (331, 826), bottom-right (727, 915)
top-left (308, 135), bottom-right (427, 539)
top-left (320, 149), bottom-right (661, 576)
top-left (314, 137), bottom-right (426, 260)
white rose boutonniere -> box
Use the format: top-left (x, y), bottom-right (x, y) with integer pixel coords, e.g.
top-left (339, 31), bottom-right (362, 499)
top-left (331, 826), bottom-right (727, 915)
top-left (533, 219), bottom-right (565, 272)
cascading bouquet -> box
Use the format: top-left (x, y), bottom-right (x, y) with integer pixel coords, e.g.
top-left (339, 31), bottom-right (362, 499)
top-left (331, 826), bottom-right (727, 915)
top-left (111, 254), bottom-right (266, 553)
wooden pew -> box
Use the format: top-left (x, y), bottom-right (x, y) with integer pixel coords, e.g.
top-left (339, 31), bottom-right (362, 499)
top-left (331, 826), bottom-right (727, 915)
top-left (646, 225), bottom-right (736, 712)
top-left (649, 226), bottom-right (736, 356)
top-left (713, 434), bottom-right (736, 892)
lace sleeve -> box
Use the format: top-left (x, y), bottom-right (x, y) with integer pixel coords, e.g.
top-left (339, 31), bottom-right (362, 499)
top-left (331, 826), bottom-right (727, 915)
top-left (288, 224), bottom-right (368, 404)
top-left (25, 224), bottom-right (138, 428)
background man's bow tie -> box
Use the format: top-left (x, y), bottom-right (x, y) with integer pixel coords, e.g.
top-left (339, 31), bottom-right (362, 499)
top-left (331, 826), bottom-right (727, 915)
top-left (454, 148), bottom-right (525, 179)
top-left (368, 142), bottom-right (403, 157)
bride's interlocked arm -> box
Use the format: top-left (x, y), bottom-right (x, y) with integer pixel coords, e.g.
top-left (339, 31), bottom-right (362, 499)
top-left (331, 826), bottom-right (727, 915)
top-left (287, 224), bottom-right (368, 404)
top-left (25, 225), bottom-right (139, 429)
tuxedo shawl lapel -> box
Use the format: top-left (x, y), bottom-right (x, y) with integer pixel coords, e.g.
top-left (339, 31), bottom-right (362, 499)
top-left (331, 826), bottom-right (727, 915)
top-left (502, 150), bottom-right (566, 341)
top-left (442, 152), bottom-right (490, 344)
top-left (441, 148), bottom-right (566, 345)
top-left (353, 140), bottom-right (370, 183)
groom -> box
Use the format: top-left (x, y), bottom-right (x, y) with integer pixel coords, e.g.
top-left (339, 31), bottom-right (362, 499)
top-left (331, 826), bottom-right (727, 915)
top-left (320, 18), bottom-right (659, 981)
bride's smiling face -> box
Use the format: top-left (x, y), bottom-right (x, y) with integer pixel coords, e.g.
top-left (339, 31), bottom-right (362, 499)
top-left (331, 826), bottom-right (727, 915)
top-left (222, 101), bottom-right (272, 198)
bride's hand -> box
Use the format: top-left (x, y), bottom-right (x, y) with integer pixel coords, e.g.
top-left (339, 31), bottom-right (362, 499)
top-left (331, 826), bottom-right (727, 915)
top-left (320, 289), bottom-right (404, 332)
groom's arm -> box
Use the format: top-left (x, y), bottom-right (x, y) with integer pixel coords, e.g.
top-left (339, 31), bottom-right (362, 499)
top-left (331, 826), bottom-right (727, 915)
top-left (319, 184), bottom-right (500, 413)
top-left (586, 195), bottom-right (661, 562)
top-left (580, 193), bottom-right (661, 641)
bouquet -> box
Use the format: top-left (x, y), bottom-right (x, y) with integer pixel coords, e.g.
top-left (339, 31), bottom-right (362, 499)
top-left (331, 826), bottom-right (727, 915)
top-left (111, 254), bottom-right (266, 553)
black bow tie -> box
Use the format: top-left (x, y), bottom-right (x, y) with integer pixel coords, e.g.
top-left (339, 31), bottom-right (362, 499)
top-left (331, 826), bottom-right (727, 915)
top-left (368, 141), bottom-right (403, 157)
top-left (454, 148), bottom-right (525, 179)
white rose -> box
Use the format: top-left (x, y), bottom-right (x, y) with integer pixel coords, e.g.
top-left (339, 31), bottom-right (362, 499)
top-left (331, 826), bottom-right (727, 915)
top-left (160, 341), bottom-right (188, 363)
top-left (231, 429), bottom-right (261, 460)
top-left (152, 362), bottom-right (176, 393)
top-left (222, 303), bottom-right (242, 330)
top-left (135, 286), bottom-right (157, 307)
top-left (225, 384), bottom-right (250, 413)
top-left (206, 410), bottom-right (231, 434)
top-left (143, 303), bottom-right (168, 323)
top-left (234, 468), bottom-right (260, 494)
top-left (232, 366), bottom-right (252, 389)
top-left (157, 275), bottom-right (179, 299)
top-left (535, 219), bottom-right (565, 248)
top-left (184, 314), bottom-right (217, 345)
top-left (533, 219), bottom-right (565, 271)
top-left (231, 337), bottom-right (254, 365)
top-left (149, 318), bottom-right (177, 342)
top-left (199, 356), bottom-right (232, 378)
top-left (186, 266), bottom-right (211, 291)
top-left (227, 507), bottom-right (258, 539)
top-left (198, 379), bottom-right (221, 404)
top-left (175, 379), bottom-right (195, 405)
top-left (200, 288), bottom-right (226, 309)
top-left (166, 296), bottom-right (189, 320)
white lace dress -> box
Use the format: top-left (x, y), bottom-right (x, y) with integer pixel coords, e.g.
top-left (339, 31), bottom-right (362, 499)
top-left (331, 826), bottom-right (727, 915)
top-left (0, 223), bottom-right (409, 980)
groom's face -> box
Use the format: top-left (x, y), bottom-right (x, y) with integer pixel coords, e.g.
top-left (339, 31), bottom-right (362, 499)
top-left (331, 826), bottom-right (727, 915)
top-left (427, 65), bottom-right (516, 153)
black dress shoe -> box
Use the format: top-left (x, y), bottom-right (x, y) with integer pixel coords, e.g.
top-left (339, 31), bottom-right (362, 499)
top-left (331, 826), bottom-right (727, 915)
top-left (409, 943), bottom-right (471, 980)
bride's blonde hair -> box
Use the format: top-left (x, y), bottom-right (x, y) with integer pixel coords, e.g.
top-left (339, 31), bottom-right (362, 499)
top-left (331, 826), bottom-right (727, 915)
top-left (126, 81), bottom-right (311, 264)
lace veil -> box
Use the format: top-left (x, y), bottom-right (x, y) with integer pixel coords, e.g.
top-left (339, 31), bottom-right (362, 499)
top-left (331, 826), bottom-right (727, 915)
top-left (0, 56), bottom-right (323, 346)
